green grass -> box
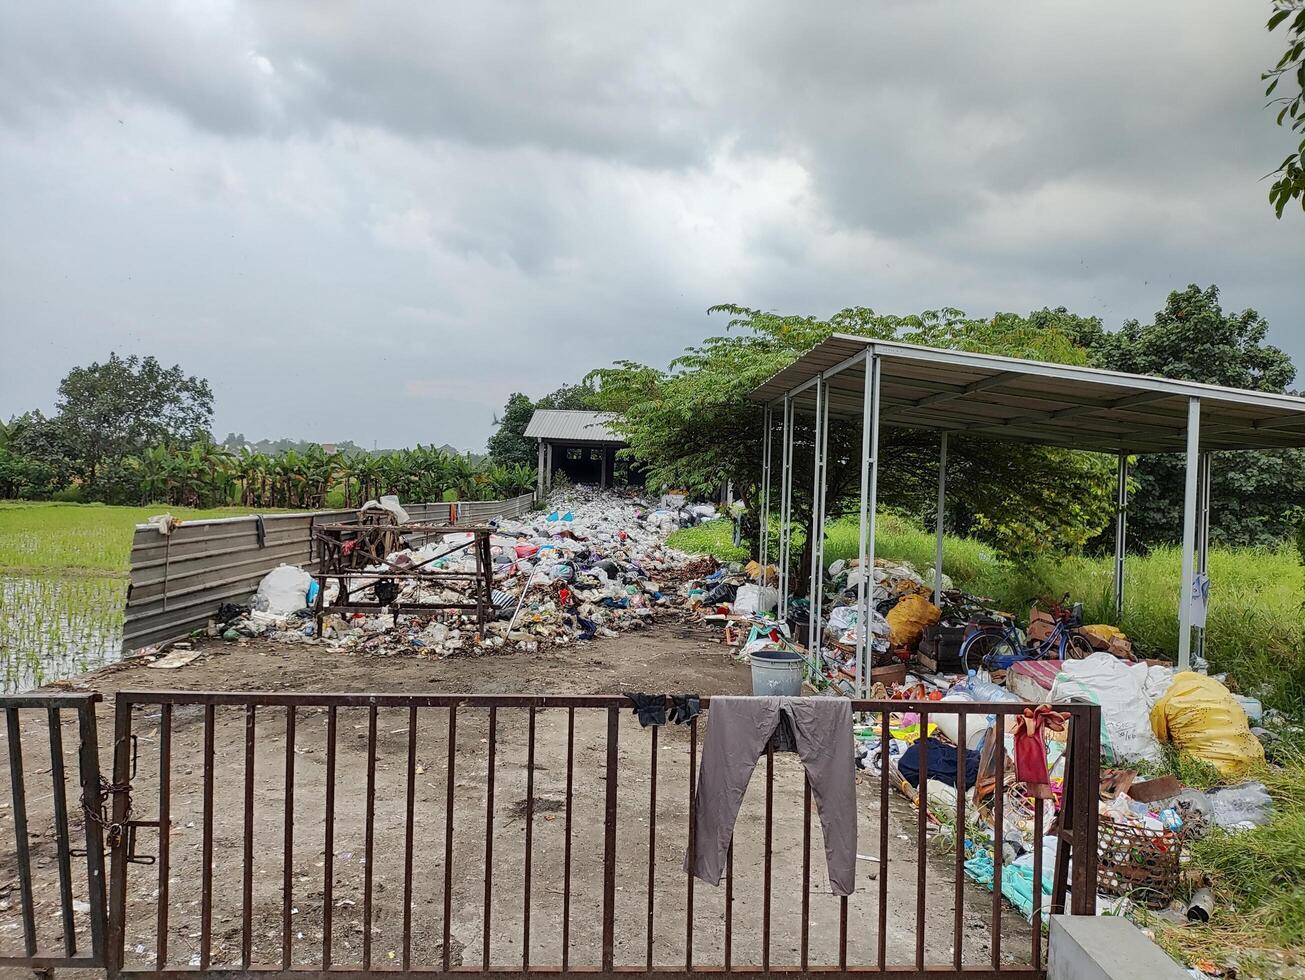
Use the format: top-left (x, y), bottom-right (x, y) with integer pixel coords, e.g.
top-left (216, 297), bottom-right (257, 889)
top-left (0, 500), bottom-right (294, 574)
top-left (671, 516), bottom-right (1305, 712)
top-left (666, 521), bottom-right (751, 562)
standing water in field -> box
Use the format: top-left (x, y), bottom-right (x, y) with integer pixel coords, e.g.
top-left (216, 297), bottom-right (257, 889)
top-left (0, 574), bottom-right (126, 693)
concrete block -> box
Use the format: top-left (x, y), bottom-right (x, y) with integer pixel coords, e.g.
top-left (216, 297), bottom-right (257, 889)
top-left (1048, 915), bottom-right (1187, 980)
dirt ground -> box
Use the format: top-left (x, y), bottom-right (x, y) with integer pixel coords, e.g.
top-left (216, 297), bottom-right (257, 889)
top-left (1, 628), bottom-right (1033, 975)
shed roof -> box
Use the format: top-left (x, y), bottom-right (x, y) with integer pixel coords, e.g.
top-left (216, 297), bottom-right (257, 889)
top-left (524, 409), bottom-right (625, 445)
top-left (748, 336), bottom-right (1305, 454)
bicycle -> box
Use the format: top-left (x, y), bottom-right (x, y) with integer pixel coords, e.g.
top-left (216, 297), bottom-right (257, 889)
top-left (958, 594), bottom-right (1094, 675)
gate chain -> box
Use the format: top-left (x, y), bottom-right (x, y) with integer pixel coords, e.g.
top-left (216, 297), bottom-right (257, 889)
top-left (82, 773), bottom-right (133, 850)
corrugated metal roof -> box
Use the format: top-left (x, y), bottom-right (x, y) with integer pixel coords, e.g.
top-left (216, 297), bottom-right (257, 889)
top-left (524, 409), bottom-right (625, 444)
top-left (749, 336), bottom-right (1305, 454)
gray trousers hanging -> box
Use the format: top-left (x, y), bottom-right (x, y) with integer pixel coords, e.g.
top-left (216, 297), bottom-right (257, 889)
top-left (684, 696), bottom-right (856, 896)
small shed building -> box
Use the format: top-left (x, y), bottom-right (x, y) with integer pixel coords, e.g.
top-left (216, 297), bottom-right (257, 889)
top-left (524, 409), bottom-right (627, 494)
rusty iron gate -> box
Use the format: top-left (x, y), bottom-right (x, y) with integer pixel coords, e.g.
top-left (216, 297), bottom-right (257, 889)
top-left (0, 692), bottom-right (110, 974)
top-left (2, 691), bottom-right (1101, 978)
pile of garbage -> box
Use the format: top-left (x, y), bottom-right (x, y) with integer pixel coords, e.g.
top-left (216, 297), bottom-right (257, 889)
top-left (215, 486), bottom-right (710, 656)
top-left (687, 547), bottom-right (1292, 950)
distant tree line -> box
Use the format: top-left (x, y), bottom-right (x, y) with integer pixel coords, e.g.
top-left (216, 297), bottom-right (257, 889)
top-left (1, 353), bottom-right (533, 508)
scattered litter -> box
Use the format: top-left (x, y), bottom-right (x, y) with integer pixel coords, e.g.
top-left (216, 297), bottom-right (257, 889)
top-left (148, 650), bottom-right (201, 669)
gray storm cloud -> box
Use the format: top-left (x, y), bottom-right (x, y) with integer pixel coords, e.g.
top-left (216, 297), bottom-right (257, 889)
top-left (1, 1), bottom-right (1302, 450)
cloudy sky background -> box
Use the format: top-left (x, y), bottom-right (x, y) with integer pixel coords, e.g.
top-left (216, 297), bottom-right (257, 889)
top-left (2, 1), bottom-right (1303, 451)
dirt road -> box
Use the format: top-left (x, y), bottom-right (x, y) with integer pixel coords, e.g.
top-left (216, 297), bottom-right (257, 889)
top-left (1, 630), bottom-right (1032, 974)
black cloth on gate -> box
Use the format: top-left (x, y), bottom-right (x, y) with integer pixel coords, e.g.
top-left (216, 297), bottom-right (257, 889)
top-left (898, 737), bottom-right (980, 790)
top-left (669, 694), bottom-right (700, 726)
top-left (624, 692), bottom-right (666, 727)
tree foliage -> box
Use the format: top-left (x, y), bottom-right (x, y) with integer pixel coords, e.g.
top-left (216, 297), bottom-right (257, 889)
top-left (1264, 0), bottom-right (1305, 217)
top-left (589, 305), bottom-right (1116, 575)
top-left (52, 353), bottom-right (214, 490)
top-left (1088, 284), bottom-right (1305, 548)
top-left (486, 392), bottom-right (537, 467)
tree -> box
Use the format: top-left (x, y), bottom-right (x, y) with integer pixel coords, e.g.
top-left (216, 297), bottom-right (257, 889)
top-left (589, 305), bottom-right (1116, 580)
top-left (4, 411), bottom-right (76, 492)
top-left (1264, 1), bottom-right (1305, 216)
top-left (53, 353), bottom-right (213, 491)
top-left (486, 392), bottom-right (537, 467)
top-left (536, 383), bottom-right (600, 411)
top-left (1089, 284), bottom-right (1305, 547)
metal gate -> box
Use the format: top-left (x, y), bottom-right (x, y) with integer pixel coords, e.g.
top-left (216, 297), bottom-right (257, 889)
top-left (0, 692), bottom-right (110, 973)
top-left (3, 690), bottom-right (1101, 978)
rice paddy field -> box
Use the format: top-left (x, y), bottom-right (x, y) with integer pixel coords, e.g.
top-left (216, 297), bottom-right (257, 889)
top-left (0, 501), bottom-right (288, 692)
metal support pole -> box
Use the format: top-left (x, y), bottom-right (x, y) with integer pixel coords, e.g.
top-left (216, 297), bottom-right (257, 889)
top-left (1195, 452), bottom-right (1213, 662)
top-left (807, 377), bottom-right (826, 655)
top-left (777, 396), bottom-right (794, 621)
top-left (864, 354), bottom-right (883, 693)
top-left (1177, 397), bottom-right (1201, 670)
top-left (760, 406), bottom-right (773, 571)
top-left (933, 432), bottom-right (948, 609)
top-left (815, 377), bottom-right (831, 648)
top-left (537, 440), bottom-right (546, 501)
top-left (855, 353), bottom-right (873, 698)
top-left (1113, 453), bottom-right (1128, 622)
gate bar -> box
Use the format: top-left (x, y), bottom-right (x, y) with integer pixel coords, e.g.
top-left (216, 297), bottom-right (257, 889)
top-left (46, 705), bottom-right (77, 957)
top-left (5, 707), bottom-right (38, 956)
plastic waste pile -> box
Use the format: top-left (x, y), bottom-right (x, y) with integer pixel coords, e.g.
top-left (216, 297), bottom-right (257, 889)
top-left (217, 487), bottom-right (703, 656)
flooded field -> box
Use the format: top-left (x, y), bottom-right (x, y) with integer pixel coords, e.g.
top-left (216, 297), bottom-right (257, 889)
top-left (0, 573), bottom-right (126, 693)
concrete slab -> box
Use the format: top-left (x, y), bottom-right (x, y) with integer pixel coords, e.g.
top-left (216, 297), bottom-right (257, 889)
top-left (1048, 915), bottom-right (1187, 980)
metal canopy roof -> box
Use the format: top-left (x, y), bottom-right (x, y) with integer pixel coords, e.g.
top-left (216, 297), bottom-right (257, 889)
top-left (524, 409), bottom-right (625, 445)
top-left (749, 336), bottom-right (1305, 454)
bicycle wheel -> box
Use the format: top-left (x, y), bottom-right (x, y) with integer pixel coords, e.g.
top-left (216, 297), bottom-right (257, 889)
top-left (961, 630), bottom-right (1022, 674)
top-left (1066, 633), bottom-right (1094, 660)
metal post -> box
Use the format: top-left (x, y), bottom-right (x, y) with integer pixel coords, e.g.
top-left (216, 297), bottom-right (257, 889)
top-left (1195, 452), bottom-right (1213, 662)
top-left (815, 378), bottom-right (831, 647)
top-left (865, 354), bottom-right (882, 661)
top-left (537, 440), bottom-right (546, 500)
top-left (777, 396), bottom-right (794, 621)
top-left (1177, 397), bottom-right (1201, 670)
top-left (855, 353), bottom-right (873, 698)
top-left (760, 405), bottom-right (773, 571)
top-left (807, 376), bottom-right (826, 655)
top-left (1113, 453), bottom-right (1128, 622)
top-left (933, 432), bottom-right (948, 609)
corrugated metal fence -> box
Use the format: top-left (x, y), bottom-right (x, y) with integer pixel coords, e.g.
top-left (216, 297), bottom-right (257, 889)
top-left (122, 493), bottom-right (536, 651)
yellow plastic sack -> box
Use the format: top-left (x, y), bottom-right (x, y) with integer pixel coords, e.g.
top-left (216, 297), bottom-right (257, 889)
top-left (1079, 624), bottom-right (1127, 646)
top-left (886, 594), bottom-right (941, 649)
top-left (1150, 672), bottom-right (1265, 777)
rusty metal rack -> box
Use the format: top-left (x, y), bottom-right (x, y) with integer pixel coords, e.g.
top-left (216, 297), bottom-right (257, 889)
top-left (311, 521), bottom-right (496, 632)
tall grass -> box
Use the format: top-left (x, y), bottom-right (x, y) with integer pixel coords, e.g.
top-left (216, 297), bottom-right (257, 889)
top-left (671, 515), bottom-right (1305, 711)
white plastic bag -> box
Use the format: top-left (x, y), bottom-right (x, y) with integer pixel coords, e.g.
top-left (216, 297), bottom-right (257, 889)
top-left (734, 584), bottom-right (778, 615)
top-left (1049, 653), bottom-right (1162, 765)
top-left (254, 564), bottom-right (313, 617)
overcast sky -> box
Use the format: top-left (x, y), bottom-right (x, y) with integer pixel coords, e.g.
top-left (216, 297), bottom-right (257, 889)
top-left (2, 2), bottom-right (1302, 452)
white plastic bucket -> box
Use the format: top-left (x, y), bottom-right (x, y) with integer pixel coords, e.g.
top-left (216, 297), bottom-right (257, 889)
top-left (750, 649), bottom-right (804, 697)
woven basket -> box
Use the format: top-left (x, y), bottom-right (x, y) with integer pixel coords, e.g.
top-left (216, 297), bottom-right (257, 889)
top-left (1096, 818), bottom-right (1182, 910)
